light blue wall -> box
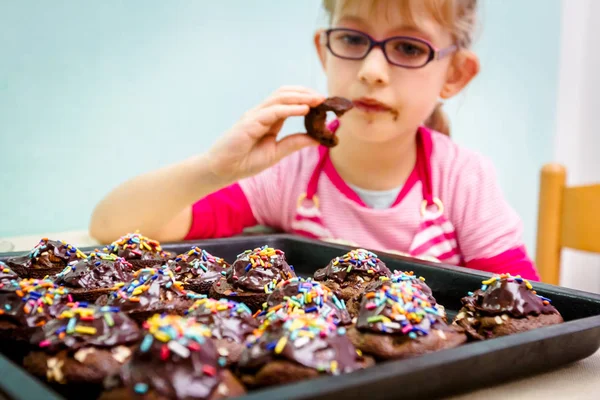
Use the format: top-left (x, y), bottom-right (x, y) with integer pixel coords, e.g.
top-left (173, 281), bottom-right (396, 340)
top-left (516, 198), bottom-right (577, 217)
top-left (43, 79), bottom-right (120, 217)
top-left (0, 0), bottom-right (560, 254)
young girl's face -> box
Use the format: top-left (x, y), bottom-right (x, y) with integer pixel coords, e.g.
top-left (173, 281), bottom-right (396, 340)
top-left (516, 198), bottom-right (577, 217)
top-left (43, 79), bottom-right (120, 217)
top-left (315, 0), bottom-right (477, 143)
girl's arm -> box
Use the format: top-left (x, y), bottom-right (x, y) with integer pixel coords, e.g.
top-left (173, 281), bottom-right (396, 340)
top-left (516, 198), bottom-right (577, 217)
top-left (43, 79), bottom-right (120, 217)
top-left (89, 87), bottom-right (324, 243)
top-left (449, 154), bottom-right (540, 281)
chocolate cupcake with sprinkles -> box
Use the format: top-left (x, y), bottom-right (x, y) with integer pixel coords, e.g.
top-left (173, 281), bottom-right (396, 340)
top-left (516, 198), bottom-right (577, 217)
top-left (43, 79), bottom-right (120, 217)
top-left (185, 297), bottom-right (258, 366)
top-left (347, 280), bottom-right (466, 360)
top-left (95, 267), bottom-right (204, 324)
top-left (54, 251), bottom-right (135, 302)
top-left (238, 313), bottom-right (371, 388)
top-left (313, 249), bottom-right (391, 314)
top-left (100, 314), bottom-right (246, 400)
top-left (23, 303), bottom-right (141, 397)
top-left (102, 232), bottom-right (173, 270)
top-left (168, 246), bottom-right (231, 295)
top-left (6, 238), bottom-right (87, 279)
top-left (0, 261), bottom-right (18, 282)
top-left (453, 273), bottom-right (563, 341)
top-left (257, 277), bottom-right (352, 326)
top-left (210, 246), bottom-right (296, 312)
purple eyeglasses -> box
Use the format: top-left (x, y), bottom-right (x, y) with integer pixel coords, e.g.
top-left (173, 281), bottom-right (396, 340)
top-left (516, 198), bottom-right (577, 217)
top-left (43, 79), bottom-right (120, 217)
top-left (323, 28), bottom-right (457, 69)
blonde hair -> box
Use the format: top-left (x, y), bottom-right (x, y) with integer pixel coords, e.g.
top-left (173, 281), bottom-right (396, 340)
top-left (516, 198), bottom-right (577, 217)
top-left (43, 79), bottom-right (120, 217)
top-left (322, 0), bottom-right (478, 136)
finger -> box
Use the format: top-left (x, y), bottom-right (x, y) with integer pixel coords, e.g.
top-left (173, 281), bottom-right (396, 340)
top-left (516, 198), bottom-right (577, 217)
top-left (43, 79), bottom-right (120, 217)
top-left (274, 133), bottom-right (319, 161)
top-left (254, 104), bottom-right (310, 129)
top-left (259, 92), bottom-right (325, 108)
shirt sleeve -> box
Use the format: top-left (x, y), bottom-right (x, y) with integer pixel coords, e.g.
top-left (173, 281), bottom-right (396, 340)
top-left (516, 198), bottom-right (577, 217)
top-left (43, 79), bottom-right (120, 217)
top-left (184, 183), bottom-right (258, 240)
top-left (448, 154), bottom-right (540, 281)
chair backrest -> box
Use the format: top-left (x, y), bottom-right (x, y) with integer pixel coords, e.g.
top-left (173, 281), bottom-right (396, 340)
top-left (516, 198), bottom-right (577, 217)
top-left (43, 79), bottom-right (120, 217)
top-left (536, 163), bottom-right (600, 284)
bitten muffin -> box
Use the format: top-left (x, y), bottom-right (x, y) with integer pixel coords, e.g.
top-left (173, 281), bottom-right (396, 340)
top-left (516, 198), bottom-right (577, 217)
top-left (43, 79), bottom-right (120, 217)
top-left (257, 278), bottom-right (352, 326)
top-left (313, 249), bottom-right (391, 314)
top-left (102, 232), bottom-right (172, 270)
top-left (100, 314), bottom-right (246, 400)
top-left (7, 238), bottom-right (87, 279)
top-left (95, 267), bottom-right (203, 324)
top-left (53, 251), bottom-right (134, 302)
top-left (347, 281), bottom-right (465, 360)
top-left (238, 313), bottom-right (371, 388)
top-left (453, 273), bottom-right (564, 340)
top-left (185, 297), bottom-right (258, 366)
top-left (168, 247), bottom-right (230, 294)
top-left (210, 246), bottom-right (296, 312)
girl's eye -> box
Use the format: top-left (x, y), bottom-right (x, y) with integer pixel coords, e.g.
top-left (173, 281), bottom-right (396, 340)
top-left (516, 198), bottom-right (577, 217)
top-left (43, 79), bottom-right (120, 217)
top-left (340, 34), bottom-right (369, 46)
top-left (392, 40), bottom-right (428, 58)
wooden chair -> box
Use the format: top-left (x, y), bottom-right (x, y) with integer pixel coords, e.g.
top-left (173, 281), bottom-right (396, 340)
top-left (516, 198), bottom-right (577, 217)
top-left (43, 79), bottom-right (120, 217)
top-left (535, 163), bottom-right (600, 284)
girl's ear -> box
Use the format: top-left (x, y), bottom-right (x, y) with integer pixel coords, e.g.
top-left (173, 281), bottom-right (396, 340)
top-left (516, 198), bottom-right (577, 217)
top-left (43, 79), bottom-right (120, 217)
top-left (440, 50), bottom-right (480, 99)
top-left (314, 29), bottom-right (328, 69)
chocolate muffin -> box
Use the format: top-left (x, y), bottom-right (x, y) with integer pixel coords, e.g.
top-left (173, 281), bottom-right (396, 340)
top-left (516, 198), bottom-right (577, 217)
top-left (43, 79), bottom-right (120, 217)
top-left (257, 278), bottom-right (352, 326)
top-left (347, 281), bottom-right (466, 360)
top-left (453, 273), bottom-right (564, 340)
top-left (238, 313), bottom-right (371, 388)
top-left (6, 238), bottom-right (87, 279)
top-left (53, 251), bottom-right (135, 302)
top-left (100, 314), bottom-right (246, 400)
top-left (210, 246), bottom-right (296, 312)
top-left (346, 270), bottom-right (442, 319)
top-left (185, 297), bottom-right (258, 366)
top-left (314, 249), bottom-right (391, 315)
top-left (304, 96), bottom-right (354, 147)
top-left (102, 232), bottom-right (172, 270)
top-left (168, 247), bottom-right (230, 294)
top-left (0, 261), bottom-right (18, 282)
top-left (95, 267), bottom-right (202, 324)
top-left (23, 303), bottom-right (141, 393)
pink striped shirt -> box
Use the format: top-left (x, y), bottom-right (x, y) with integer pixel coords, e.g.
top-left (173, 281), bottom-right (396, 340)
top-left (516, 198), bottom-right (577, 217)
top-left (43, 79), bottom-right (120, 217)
top-left (186, 129), bottom-right (539, 280)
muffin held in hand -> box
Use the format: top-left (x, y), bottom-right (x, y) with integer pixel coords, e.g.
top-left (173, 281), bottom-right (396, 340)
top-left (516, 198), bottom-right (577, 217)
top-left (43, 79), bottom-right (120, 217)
top-left (0, 278), bottom-right (71, 342)
top-left (96, 267), bottom-right (203, 324)
top-left (7, 238), bottom-right (87, 279)
top-left (185, 297), bottom-right (258, 366)
top-left (238, 313), bottom-right (371, 389)
top-left (101, 314), bottom-right (246, 400)
top-left (210, 246), bottom-right (296, 312)
top-left (0, 261), bottom-right (18, 282)
top-left (102, 232), bottom-right (172, 270)
top-left (168, 247), bottom-right (230, 294)
top-left (346, 270), bottom-right (442, 319)
top-left (257, 278), bottom-right (352, 326)
top-left (313, 249), bottom-right (391, 313)
top-left (347, 281), bottom-right (465, 360)
top-left (23, 303), bottom-right (141, 387)
top-left (53, 251), bottom-right (134, 302)
top-left (453, 273), bottom-right (563, 340)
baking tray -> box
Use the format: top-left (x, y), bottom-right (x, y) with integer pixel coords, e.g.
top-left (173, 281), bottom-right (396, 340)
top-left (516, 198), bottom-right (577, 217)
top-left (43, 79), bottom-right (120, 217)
top-left (1, 234), bottom-right (600, 400)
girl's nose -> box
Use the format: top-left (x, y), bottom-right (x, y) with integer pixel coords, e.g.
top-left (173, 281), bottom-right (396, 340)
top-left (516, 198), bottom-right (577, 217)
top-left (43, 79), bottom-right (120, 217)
top-left (357, 47), bottom-right (391, 86)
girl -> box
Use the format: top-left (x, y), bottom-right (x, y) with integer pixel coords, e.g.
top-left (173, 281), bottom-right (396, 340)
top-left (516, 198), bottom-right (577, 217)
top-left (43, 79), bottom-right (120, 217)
top-left (90, 0), bottom-right (540, 280)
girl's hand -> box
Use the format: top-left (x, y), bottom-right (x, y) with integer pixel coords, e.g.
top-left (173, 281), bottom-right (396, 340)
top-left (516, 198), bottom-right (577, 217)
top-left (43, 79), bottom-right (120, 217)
top-left (206, 86), bottom-right (325, 183)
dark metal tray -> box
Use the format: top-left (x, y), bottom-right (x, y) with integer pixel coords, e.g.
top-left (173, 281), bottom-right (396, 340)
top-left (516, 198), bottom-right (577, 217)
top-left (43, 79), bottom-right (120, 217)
top-left (1, 234), bottom-right (600, 400)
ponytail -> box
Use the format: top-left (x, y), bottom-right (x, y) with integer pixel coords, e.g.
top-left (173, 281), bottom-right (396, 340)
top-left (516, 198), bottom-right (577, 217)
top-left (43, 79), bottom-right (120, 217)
top-left (424, 103), bottom-right (450, 136)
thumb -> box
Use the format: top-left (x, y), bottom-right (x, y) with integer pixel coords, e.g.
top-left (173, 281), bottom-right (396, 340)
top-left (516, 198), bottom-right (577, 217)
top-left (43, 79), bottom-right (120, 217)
top-left (274, 133), bottom-right (319, 161)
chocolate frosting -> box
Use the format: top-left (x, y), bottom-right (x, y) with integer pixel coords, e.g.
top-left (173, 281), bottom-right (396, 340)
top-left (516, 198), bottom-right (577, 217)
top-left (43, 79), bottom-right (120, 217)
top-left (30, 303), bottom-right (140, 351)
top-left (314, 249), bottom-right (391, 284)
top-left (461, 274), bottom-right (558, 318)
top-left (239, 314), bottom-right (363, 374)
top-left (356, 281), bottom-right (446, 337)
top-left (99, 267), bottom-right (202, 312)
top-left (0, 261), bottom-right (18, 282)
top-left (7, 238), bottom-right (86, 270)
top-left (54, 252), bottom-right (134, 289)
top-left (103, 232), bottom-right (171, 261)
top-left (260, 278), bottom-right (352, 326)
top-left (0, 278), bottom-right (70, 328)
top-left (121, 314), bottom-right (225, 400)
top-left (227, 246), bottom-right (296, 292)
top-left (365, 270), bottom-right (437, 305)
top-left (186, 298), bottom-right (257, 343)
top-left (171, 247), bottom-right (230, 285)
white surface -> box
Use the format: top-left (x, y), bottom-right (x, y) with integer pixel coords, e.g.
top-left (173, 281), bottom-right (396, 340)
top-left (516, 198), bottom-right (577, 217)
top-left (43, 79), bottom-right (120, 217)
top-left (553, 0), bottom-right (600, 294)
